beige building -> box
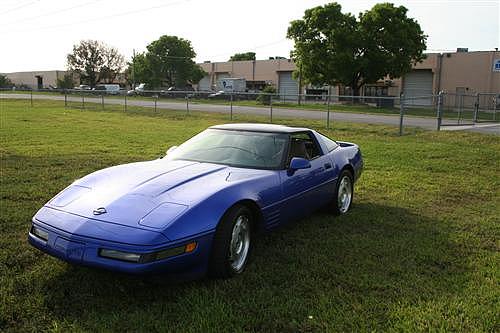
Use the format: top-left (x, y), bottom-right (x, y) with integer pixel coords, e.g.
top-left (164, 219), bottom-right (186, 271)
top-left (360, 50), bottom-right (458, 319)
top-left (198, 50), bottom-right (500, 103)
top-left (1, 70), bottom-right (73, 89)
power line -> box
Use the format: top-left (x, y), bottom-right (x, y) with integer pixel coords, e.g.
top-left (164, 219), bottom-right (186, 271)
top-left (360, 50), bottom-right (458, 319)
top-left (2, 0), bottom-right (191, 34)
top-left (0, 0), bottom-right (102, 27)
top-left (0, 0), bottom-right (40, 16)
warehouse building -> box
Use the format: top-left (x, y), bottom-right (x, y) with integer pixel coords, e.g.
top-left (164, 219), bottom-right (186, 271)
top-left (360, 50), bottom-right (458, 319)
top-left (198, 50), bottom-right (500, 103)
top-left (1, 70), bottom-right (72, 89)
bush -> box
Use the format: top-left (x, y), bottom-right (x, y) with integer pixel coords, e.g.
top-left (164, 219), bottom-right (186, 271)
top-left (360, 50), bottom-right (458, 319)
top-left (57, 73), bottom-right (76, 89)
top-left (257, 85), bottom-right (277, 105)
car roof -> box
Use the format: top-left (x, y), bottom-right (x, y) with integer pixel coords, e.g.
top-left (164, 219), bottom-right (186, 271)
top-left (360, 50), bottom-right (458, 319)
top-left (209, 123), bottom-right (313, 134)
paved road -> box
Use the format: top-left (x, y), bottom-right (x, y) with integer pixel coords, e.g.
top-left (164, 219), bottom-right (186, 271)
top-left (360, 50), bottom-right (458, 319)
top-left (3, 93), bottom-right (499, 135)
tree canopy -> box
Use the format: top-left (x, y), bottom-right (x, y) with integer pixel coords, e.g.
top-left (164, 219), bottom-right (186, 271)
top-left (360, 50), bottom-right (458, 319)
top-left (66, 40), bottom-right (125, 87)
top-left (287, 2), bottom-right (427, 95)
top-left (229, 52), bottom-right (256, 61)
top-left (128, 35), bottom-right (205, 89)
top-left (0, 74), bottom-right (13, 88)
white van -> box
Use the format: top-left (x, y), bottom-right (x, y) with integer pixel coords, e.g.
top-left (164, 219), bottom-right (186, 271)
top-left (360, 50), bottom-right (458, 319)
top-left (94, 84), bottom-right (120, 95)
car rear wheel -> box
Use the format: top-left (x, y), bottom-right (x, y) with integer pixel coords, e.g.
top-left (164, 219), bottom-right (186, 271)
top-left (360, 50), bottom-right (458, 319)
top-left (332, 169), bottom-right (354, 215)
top-left (209, 204), bottom-right (253, 278)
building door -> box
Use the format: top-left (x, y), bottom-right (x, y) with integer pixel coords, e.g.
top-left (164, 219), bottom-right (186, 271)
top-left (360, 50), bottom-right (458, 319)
top-left (278, 71), bottom-right (298, 102)
top-left (35, 75), bottom-right (43, 90)
top-left (403, 70), bottom-right (433, 106)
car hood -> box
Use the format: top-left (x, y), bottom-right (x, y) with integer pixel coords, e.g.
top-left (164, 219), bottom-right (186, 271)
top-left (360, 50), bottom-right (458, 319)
top-left (45, 159), bottom-right (234, 230)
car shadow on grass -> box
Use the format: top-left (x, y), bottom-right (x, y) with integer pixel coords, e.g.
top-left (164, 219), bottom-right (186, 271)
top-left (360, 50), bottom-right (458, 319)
top-left (41, 203), bottom-right (469, 331)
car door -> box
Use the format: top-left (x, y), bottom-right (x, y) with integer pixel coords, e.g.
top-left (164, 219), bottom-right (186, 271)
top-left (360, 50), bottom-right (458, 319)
top-left (279, 132), bottom-right (335, 222)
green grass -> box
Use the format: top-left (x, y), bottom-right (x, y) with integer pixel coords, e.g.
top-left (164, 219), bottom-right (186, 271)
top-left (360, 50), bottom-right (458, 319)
top-left (1, 99), bottom-right (499, 332)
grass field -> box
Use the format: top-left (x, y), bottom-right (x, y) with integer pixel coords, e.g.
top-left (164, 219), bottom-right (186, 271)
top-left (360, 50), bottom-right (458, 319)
top-left (1, 99), bottom-right (499, 332)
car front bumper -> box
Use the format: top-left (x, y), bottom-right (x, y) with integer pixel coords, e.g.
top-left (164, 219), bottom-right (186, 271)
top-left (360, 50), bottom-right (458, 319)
top-left (28, 219), bottom-right (214, 276)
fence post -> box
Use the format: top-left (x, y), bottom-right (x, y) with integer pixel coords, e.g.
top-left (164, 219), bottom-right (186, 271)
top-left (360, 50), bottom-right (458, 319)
top-left (494, 95), bottom-right (497, 121)
top-left (269, 94), bottom-right (273, 123)
top-left (124, 94), bottom-right (127, 112)
top-left (326, 93), bottom-right (331, 129)
top-left (101, 94), bottom-right (104, 110)
top-left (230, 92), bottom-right (233, 120)
top-left (399, 93), bottom-right (404, 136)
top-left (30, 90), bottom-right (33, 107)
top-left (154, 96), bottom-right (157, 112)
top-left (473, 93), bottom-right (479, 123)
top-left (64, 90), bottom-right (67, 107)
top-left (186, 94), bottom-right (189, 114)
top-left (436, 91), bottom-right (443, 131)
top-left (82, 93), bottom-right (85, 110)
top-left (458, 94), bottom-right (463, 124)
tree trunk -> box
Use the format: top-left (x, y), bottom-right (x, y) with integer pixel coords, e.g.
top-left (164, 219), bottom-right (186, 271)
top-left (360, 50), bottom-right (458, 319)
top-left (352, 86), bottom-right (361, 104)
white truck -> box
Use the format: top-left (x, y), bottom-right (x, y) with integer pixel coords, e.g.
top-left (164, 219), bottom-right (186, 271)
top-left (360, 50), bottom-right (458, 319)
top-left (219, 78), bottom-right (246, 93)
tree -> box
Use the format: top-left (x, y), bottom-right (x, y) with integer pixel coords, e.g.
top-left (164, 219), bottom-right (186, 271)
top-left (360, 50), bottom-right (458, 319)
top-left (287, 2), bottom-right (427, 96)
top-left (0, 74), bottom-right (13, 88)
top-left (256, 85), bottom-right (277, 105)
top-left (56, 73), bottom-right (76, 89)
top-left (67, 40), bottom-right (124, 87)
top-left (125, 52), bottom-right (152, 87)
top-left (229, 52), bottom-right (256, 61)
top-left (131, 35), bottom-right (205, 89)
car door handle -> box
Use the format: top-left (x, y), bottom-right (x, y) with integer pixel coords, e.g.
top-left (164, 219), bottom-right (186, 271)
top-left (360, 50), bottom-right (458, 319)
top-left (324, 163), bottom-right (332, 169)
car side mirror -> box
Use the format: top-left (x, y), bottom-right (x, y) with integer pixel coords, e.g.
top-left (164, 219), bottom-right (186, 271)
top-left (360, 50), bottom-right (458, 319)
top-left (289, 157), bottom-right (311, 171)
top-left (166, 146), bottom-right (178, 155)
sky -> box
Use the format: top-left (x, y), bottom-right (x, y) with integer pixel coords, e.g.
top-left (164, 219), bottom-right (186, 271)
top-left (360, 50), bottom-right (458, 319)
top-left (0, 0), bottom-right (499, 73)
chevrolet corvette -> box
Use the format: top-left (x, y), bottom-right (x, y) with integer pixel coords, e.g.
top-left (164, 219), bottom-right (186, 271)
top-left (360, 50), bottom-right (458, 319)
top-left (29, 123), bottom-right (363, 278)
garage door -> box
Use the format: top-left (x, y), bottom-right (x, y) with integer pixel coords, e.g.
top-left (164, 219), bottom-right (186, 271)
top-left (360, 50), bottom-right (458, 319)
top-left (216, 73), bottom-right (230, 90)
top-left (403, 70), bottom-right (433, 106)
top-left (197, 76), bottom-right (210, 91)
top-left (279, 72), bottom-right (298, 101)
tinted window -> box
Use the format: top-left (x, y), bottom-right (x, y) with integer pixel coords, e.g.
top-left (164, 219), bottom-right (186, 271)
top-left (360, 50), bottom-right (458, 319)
top-left (167, 129), bottom-right (288, 169)
top-left (318, 133), bottom-right (339, 152)
top-left (288, 132), bottom-right (322, 162)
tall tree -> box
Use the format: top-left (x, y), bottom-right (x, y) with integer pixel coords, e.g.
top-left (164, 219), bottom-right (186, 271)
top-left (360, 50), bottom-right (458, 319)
top-left (229, 52), bottom-right (256, 61)
top-left (67, 40), bottom-right (124, 87)
top-left (287, 2), bottom-right (427, 96)
top-left (137, 35), bottom-right (205, 89)
top-left (0, 74), bottom-right (13, 88)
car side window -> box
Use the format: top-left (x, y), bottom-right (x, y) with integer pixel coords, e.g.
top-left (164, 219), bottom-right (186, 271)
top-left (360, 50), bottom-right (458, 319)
top-left (318, 133), bottom-right (339, 152)
top-left (288, 132), bottom-right (322, 162)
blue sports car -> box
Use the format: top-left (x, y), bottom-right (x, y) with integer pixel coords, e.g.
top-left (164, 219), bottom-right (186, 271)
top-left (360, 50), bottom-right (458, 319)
top-left (29, 124), bottom-right (363, 278)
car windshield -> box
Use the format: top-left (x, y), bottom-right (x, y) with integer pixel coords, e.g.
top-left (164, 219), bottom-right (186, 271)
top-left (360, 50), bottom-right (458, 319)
top-left (166, 129), bottom-right (288, 169)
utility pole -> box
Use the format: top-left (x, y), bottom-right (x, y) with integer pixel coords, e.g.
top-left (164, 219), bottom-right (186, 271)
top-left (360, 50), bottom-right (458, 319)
top-left (132, 48), bottom-right (136, 90)
top-left (298, 62), bottom-right (303, 106)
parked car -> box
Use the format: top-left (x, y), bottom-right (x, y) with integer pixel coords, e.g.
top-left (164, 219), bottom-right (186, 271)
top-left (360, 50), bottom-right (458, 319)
top-left (208, 90), bottom-right (225, 99)
top-left (127, 83), bottom-right (147, 96)
top-left (28, 124), bottom-right (363, 278)
top-left (73, 84), bottom-right (91, 90)
top-left (93, 84), bottom-right (120, 95)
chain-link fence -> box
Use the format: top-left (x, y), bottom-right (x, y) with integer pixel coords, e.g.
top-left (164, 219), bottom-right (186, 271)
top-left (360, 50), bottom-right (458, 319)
top-left (1, 88), bottom-right (498, 135)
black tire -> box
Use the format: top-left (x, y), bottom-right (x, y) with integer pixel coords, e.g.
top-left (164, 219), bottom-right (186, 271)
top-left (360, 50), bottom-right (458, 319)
top-left (208, 204), bottom-right (253, 278)
top-left (332, 169), bottom-right (354, 215)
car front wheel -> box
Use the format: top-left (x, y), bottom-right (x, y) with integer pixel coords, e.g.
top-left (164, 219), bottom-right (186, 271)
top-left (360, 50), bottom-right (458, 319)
top-left (209, 205), bottom-right (253, 278)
